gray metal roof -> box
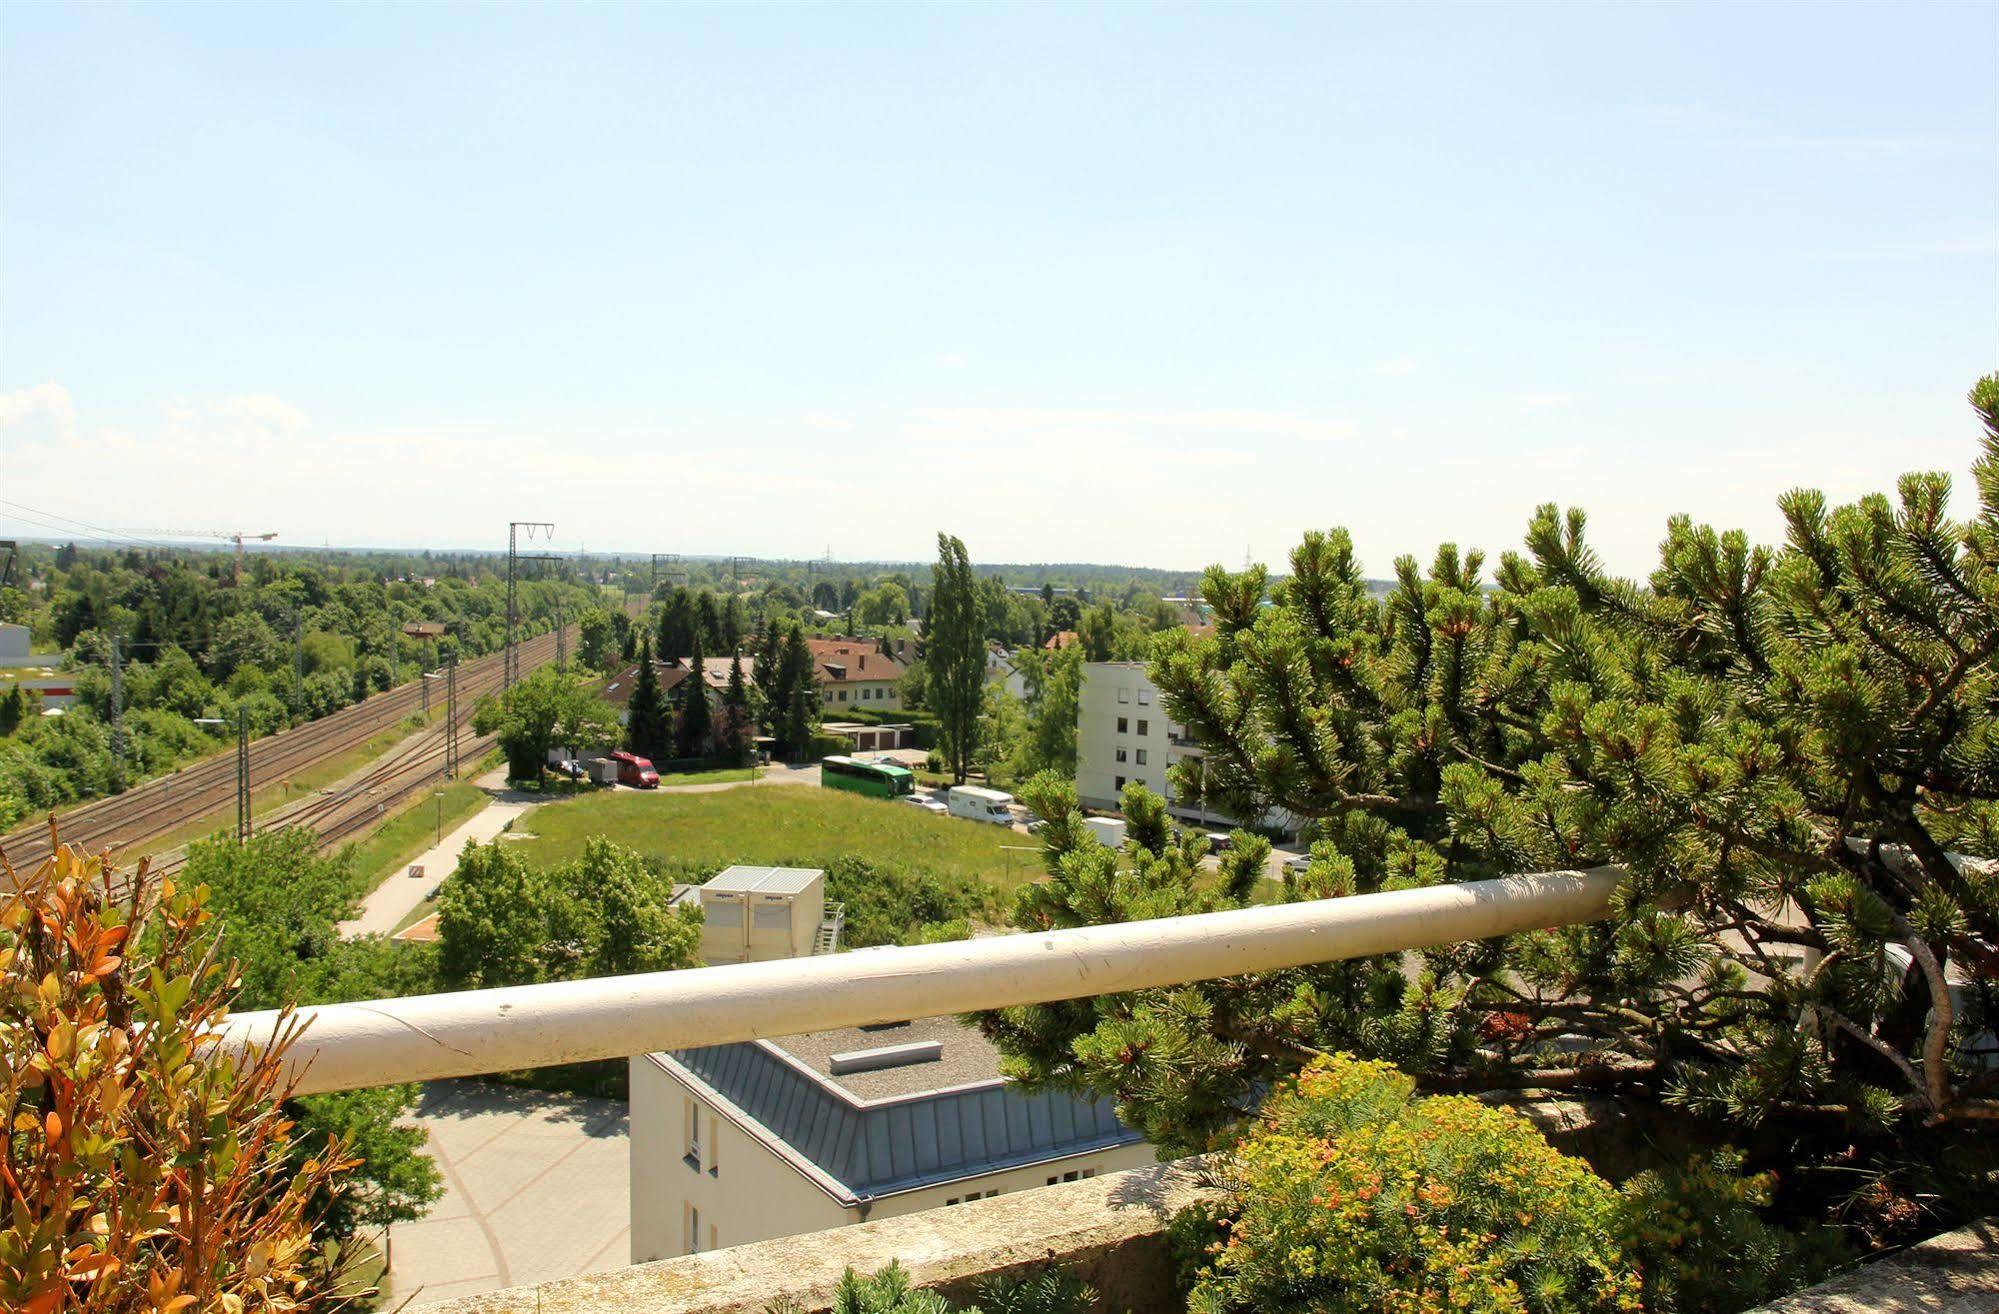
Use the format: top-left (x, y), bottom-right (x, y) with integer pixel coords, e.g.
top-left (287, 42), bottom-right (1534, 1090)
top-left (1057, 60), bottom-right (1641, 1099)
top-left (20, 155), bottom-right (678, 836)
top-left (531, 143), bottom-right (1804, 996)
top-left (702, 865), bottom-right (823, 895)
top-left (655, 1018), bottom-right (1143, 1203)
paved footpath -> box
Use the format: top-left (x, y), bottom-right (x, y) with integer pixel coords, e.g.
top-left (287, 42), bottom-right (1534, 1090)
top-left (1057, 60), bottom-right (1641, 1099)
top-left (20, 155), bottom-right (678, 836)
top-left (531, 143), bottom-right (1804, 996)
top-left (337, 768), bottom-right (536, 939)
top-left (378, 1081), bottom-right (630, 1307)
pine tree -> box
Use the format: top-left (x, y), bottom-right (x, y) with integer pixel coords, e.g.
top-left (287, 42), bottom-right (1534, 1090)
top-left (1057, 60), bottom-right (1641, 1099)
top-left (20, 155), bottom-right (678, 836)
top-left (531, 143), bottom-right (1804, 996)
top-left (928, 533), bottom-right (986, 783)
top-left (777, 624), bottom-right (820, 759)
top-left (722, 593), bottom-right (746, 648)
top-left (656, 587), bottom-right (696, 660)
top-left (624, 637), bottom-right (669, 761)
top-left (676, 631), bottom-right (712, 759)
top-left (714, 653), bottom-right (753, 766)
top-left (983, 378), bottom-right (1999, 1234)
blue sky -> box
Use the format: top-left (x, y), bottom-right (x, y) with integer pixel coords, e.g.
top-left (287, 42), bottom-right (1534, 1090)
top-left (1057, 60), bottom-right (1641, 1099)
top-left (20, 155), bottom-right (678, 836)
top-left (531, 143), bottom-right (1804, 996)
top-left (3, 2), bottom-right (1994, 576)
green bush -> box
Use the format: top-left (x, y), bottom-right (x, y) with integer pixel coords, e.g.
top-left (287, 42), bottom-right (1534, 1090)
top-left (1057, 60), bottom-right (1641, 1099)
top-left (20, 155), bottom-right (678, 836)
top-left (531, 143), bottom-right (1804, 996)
top-left (1617, 1152), bottom-right (1847, 1313)
top-left (1185, 1054), bottom-right (1641, 1314)
top-left (822, 855), bottom-right (992, 947)
top-left (807, 731), bottom-right (852, 760)
top-left (764, 1260), bottom-right (1093, 1314)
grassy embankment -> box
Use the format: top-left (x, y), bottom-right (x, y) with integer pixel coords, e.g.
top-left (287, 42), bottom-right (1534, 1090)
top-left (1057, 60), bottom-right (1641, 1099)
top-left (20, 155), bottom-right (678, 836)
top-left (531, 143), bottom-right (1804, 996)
top-left (512, 784), bottom-right (1043, 894)
top-left (339, 779), bottom-right (491, 890)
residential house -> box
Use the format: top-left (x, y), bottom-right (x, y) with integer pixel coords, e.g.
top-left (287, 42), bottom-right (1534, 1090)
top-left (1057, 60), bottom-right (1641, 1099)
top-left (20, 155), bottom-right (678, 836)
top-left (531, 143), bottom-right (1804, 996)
top-left (806, 638), bottom-right (905, 711)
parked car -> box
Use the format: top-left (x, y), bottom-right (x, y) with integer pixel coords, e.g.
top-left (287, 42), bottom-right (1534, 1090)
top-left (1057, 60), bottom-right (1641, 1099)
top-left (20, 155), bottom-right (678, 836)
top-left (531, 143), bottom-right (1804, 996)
top-left (556, 759), bottom-right (586, 779)
top-left (1282, 852), bottom-right (1313, 875)
top-left (902, 795), bottom-right (949, 815)
top-left (1205, 831), bottom-right (1234, 852)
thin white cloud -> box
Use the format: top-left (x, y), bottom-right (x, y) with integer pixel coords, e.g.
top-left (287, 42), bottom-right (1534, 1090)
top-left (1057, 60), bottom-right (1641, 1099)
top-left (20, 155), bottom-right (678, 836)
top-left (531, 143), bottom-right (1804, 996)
top-left (0, 381), bottom-right (77, 437)
top-left (214, 395), bottom-right (307, 435)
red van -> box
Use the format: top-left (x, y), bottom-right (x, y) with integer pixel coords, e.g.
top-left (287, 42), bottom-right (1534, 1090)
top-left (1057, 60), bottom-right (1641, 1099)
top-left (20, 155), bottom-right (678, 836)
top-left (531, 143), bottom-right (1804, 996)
top-left (608, 750), bottom-right (659, 788)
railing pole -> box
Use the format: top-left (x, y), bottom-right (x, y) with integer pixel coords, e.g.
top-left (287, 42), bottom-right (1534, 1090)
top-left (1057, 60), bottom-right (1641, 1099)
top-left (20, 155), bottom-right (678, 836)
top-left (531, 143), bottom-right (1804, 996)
top-left (228, 868), bottom-right (1624, 1096)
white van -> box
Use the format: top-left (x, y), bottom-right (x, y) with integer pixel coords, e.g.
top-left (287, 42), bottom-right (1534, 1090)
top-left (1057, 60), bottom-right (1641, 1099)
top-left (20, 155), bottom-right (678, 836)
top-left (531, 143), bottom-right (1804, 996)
top-left (946, 785), bottom-right (1015, 825)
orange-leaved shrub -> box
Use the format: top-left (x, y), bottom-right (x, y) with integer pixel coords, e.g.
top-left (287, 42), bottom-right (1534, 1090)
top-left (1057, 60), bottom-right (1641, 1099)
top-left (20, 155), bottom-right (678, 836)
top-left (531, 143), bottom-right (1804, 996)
top-left (2, 828), bottom-right (355, 1312)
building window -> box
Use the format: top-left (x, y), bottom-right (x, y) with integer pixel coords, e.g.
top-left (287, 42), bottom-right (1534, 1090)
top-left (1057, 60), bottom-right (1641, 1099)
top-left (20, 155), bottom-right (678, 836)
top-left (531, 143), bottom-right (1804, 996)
top-left (1118, 687), bottom-right (1130, 704)
top-left (1081, 1168), bottom-right (1097, 1178)
top-left (838, 689), bottom-right (848, 702)
top-left (685, 1100), bottom-right (702, 1170)
top-left (1136, 719), bottom-right (1148, 736)
top-left (1116, 717), bottom-right (1128, 734)
top-left (1137, 688), bottom-right (1151, 705)
top-left (1114, 775), bottom-right (1125, 791)
top-left (1135, 749), bottom-right (1148, 765)
top-left (1115, 748), bottom-right (1128, 763)
top-left (688, 1204), bottom-right (701, 1254)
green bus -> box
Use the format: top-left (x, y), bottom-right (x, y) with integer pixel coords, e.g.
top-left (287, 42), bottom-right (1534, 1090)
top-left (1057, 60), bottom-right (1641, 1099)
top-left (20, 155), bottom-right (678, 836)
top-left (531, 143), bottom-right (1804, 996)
top-left (819, 755), bottom-right (916, 799)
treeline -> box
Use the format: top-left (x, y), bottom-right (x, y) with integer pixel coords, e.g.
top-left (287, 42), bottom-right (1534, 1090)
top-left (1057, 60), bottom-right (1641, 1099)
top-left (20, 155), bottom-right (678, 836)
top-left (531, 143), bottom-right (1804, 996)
top-left (0, 544), bottom-right (603, 828)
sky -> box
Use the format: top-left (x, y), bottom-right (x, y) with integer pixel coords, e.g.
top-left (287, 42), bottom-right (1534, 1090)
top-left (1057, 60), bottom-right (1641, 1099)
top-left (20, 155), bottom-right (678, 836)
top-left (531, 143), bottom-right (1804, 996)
top-left (2, 2), bottom-right (1995, 578)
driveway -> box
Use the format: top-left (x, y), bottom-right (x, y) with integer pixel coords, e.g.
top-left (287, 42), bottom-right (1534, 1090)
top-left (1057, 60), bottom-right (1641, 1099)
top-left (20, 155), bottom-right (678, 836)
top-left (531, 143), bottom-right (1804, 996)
top-left (379, 1080), bottom-right (630, 1307)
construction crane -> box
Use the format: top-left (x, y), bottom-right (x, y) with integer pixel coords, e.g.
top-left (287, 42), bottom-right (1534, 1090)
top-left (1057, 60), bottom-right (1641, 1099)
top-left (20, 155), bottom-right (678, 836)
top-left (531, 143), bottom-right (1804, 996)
top-left (118, 528), bottom-right (279, 584)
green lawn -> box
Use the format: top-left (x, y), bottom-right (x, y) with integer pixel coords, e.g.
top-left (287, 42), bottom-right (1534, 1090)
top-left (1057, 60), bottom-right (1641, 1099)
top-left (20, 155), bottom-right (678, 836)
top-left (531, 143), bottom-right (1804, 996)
top-left (339, 779), bottom-right (490, 892)
top-left (513, 785), bottom-right (1045, 892)
top-left (657, 766), bottom-right (757, 787)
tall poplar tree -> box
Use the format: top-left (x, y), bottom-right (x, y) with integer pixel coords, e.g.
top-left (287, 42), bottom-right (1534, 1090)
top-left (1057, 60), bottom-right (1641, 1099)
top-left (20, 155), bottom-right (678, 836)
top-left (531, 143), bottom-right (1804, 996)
top-left (928, 533), bottom-right (986, 784)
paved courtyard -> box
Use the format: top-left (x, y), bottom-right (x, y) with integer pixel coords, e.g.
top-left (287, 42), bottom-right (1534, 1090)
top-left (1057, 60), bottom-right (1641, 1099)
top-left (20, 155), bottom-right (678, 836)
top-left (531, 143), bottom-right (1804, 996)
top-left (380, 1080), bottom-right (631, 1307)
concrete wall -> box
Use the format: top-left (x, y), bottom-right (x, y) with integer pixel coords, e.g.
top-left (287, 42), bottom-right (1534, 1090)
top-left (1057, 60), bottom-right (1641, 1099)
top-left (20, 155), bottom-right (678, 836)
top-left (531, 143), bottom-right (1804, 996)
top-left (425, 1158), bottom-right (1220, 1314)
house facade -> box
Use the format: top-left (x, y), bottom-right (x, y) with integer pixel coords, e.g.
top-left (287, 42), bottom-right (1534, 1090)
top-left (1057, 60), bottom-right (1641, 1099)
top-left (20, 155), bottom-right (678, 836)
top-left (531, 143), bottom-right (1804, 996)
top-left (806, 638), bottom-right (905, 711)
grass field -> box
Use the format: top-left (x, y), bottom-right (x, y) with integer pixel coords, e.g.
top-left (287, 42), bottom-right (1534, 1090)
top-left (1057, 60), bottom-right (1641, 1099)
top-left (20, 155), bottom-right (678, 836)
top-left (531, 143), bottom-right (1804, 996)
top-left (340, 779), bottom-right (490, 891)
top-left (513, 785), bottom-right (1044, 892)
top-left (656, 766), bottom-right (757, 787)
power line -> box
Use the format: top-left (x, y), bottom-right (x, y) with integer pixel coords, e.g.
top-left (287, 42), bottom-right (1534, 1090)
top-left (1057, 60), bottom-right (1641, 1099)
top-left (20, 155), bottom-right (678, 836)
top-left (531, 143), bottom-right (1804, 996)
top-left (0, 499), bottom-right (181, 553)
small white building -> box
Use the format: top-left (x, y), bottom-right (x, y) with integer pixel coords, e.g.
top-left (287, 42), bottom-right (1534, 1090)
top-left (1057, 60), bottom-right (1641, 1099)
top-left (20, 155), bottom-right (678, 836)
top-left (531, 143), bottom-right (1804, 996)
top-left (696, 866), bottom-right (843, 965)
top-left (629, 1016), bottom-right (1152, 1262)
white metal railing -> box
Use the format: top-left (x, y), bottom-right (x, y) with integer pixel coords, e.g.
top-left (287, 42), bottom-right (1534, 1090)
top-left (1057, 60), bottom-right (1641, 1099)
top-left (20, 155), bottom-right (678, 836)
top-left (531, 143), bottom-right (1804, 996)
top-left (224, 868), bottom-right (1623, 1096)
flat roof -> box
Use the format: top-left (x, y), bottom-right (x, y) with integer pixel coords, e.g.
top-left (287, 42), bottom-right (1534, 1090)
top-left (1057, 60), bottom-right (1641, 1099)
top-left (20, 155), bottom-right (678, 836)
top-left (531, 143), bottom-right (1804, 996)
top-left (702, 864), bottom-right (823, 895)
top-left (766, 1016), bottom-right (1003, 1101)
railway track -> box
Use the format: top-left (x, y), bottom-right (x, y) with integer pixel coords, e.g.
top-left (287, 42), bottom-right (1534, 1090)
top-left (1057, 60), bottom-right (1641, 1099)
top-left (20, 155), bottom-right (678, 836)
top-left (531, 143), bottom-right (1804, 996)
top-left (0, 626), bottom-right (574, 875)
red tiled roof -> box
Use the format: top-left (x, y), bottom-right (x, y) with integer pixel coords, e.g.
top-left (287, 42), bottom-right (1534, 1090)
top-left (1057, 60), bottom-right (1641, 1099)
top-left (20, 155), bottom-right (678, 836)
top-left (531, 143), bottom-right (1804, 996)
top-left (805, 638), bottom-right (906, 684)
top-left (1044, 630), bottom-right (1080, 650)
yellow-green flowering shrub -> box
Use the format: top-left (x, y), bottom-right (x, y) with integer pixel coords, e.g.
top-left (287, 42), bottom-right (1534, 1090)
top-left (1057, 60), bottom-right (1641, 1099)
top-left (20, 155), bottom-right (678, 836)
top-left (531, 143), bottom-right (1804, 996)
top-left (1186, 1055), bottom-right (1642, 1314)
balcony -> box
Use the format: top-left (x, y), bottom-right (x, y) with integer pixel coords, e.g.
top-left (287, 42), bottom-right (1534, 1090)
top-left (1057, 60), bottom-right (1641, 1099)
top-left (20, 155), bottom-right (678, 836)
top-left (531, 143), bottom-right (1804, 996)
top-left (195, 871), bottom-right (1620, 1308)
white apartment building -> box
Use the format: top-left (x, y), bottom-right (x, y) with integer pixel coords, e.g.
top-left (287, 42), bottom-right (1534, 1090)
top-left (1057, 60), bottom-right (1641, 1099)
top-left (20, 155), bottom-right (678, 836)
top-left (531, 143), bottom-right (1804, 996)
top-left (1075, 660), bottom-right (1297, 836)
top-left (1076, 660), bottom-right (1219, 823)
top-left (629, 1016), bottom-right (1153, 1261)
